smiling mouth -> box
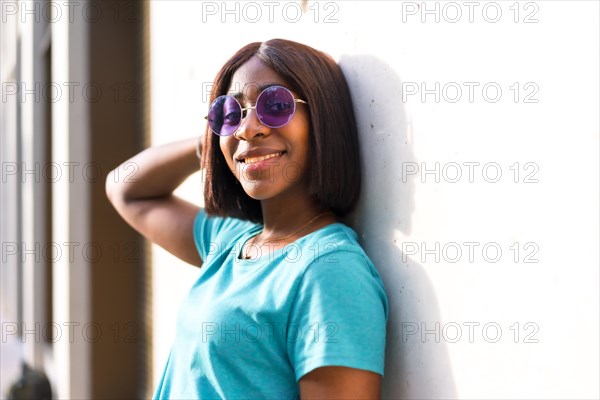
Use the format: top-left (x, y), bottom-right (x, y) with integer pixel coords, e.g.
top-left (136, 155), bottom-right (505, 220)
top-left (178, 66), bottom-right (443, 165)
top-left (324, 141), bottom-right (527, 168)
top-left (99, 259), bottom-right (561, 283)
top-left (241, 152), bottom-right (285, 164)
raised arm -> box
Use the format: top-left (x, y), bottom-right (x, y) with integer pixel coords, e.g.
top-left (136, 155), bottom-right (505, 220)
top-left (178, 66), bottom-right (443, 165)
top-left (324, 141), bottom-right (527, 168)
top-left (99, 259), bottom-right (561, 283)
top-left (105, 137), bottom-right (204, 267)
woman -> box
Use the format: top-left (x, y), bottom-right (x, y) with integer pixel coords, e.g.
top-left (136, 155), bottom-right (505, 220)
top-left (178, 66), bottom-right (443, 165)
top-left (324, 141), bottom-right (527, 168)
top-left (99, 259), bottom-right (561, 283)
top-left (106, 38), bottom-right (388, 399)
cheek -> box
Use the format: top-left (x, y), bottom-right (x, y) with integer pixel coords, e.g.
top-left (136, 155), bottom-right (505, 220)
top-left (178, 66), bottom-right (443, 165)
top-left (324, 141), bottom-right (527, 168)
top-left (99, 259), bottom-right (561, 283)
top-left (219, 137), bottom-right (237, 170)
top-left (219, 137), bottom-right (233, 159)
top-left (292, 117), bottom-right (311, 159)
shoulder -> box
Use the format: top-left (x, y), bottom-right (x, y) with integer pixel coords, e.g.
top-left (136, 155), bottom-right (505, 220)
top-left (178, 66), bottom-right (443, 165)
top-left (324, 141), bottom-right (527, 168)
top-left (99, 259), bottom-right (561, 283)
top-left (297, 222), bottom-right (379, 276)
top-left (194, 209), bottom-right (258, 237)
top-left (291, 223), bottom-right (388, 312)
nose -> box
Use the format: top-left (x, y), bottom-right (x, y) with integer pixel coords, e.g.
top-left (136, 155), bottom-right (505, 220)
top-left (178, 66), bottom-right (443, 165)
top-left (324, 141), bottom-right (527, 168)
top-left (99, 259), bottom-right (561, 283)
top-left (234, 108), bottom-right (270, 141)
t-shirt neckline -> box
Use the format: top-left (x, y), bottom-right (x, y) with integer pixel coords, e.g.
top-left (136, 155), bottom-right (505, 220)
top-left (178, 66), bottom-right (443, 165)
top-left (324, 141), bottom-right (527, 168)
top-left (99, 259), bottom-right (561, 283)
top-left (236, 222), bottom-right (344, 263)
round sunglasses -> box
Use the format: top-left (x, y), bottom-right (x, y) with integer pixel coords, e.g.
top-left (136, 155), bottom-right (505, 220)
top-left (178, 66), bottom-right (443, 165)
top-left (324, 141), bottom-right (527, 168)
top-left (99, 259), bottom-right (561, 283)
top-left (205, 85), bottom-right (308, 136)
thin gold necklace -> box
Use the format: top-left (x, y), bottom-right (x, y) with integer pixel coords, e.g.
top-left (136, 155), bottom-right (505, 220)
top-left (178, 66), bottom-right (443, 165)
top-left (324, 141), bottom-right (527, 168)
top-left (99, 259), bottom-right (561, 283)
top-left (242, 211), bottom-right (334, 260)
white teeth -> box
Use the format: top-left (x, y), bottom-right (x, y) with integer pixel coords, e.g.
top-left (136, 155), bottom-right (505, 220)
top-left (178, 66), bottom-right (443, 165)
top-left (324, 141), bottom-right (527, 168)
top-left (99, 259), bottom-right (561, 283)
top-left (244, 152), bottom-right (283, 164)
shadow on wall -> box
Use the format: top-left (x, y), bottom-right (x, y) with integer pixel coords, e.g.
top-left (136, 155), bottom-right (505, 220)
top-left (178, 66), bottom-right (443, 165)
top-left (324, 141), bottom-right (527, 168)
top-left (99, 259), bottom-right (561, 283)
top-left (338, 54), bottom-right (458, 400)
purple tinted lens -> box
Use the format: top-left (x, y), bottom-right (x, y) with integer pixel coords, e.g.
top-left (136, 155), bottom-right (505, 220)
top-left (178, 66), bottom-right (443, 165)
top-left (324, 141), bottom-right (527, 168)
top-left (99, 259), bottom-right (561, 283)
top-left (208, 95), bottom-right (241, 136)
top-left (256, 86), bottom-right (296, 128)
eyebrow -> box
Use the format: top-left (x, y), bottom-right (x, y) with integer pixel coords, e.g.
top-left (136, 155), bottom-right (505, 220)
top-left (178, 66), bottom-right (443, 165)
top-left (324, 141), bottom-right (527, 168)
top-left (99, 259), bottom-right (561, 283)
top-left (229, 83), bottom-right (282, 101)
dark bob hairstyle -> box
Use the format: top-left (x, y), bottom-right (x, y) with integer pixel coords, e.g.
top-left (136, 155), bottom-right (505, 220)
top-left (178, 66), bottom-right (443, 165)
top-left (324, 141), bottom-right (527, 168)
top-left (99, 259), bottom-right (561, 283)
top-left (203, 38), bottom-right (361, 223)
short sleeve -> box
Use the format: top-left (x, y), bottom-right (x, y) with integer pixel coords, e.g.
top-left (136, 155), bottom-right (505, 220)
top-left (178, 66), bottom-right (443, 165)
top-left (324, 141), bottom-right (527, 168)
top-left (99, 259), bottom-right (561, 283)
top-left (287, 250), bottom-right (389, 381)
top-left (192, 209), bottom-right (257, 262)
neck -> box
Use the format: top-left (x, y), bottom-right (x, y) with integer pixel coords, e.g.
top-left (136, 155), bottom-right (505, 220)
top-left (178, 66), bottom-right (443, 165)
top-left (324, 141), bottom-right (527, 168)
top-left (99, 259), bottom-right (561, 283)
top-left (259, 196), bottom-right (335, 239)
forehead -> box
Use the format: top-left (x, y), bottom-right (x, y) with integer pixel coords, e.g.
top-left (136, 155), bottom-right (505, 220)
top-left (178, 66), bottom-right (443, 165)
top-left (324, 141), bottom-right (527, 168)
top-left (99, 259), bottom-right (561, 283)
top-left (228, 56), bottom-right (287, 100)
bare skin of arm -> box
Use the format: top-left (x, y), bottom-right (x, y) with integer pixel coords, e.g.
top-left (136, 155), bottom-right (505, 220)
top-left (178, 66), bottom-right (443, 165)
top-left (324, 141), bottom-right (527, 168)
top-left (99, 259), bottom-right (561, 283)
top-left (299, 366), bottom-right (382, 399)
top-left (105, 137), bottom-right (203, 267)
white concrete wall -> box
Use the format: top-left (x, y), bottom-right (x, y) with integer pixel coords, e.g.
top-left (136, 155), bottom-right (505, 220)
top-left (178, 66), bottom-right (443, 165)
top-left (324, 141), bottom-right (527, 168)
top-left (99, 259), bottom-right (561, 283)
top-left (0, 7), bottom-right (23, 397)
top-left (149, 1), bottom-right (599, 398)
top-left (1, 2), bottom-right (92, 398)
top-left (46, 2), bottom-right (92, 398)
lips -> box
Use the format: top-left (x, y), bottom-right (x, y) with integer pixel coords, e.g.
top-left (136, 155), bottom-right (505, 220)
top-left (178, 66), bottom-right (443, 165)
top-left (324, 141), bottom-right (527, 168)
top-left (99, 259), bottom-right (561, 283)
top-left (235, 148), bottom-right (287, 164)
top-left (244, 152), bottom-right (284, 164)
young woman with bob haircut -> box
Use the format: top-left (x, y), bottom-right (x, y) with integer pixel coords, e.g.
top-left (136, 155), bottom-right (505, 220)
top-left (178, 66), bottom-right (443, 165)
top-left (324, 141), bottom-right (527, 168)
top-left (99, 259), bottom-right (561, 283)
top-left (106, 38), bottom-right (388, 399)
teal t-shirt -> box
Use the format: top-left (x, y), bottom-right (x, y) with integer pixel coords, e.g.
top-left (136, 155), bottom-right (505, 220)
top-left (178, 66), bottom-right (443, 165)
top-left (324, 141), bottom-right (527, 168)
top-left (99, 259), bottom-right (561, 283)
top-left (153, 209), bottom-right (389, 399)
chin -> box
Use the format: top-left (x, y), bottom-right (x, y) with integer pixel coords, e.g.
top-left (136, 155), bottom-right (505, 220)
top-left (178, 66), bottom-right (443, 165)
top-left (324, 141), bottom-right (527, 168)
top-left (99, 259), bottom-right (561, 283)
top-left (240, 183), bottom-right (281, 201)
top-left (240, 177), bottom-right (306, 202)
